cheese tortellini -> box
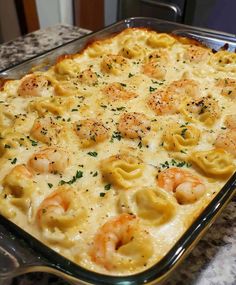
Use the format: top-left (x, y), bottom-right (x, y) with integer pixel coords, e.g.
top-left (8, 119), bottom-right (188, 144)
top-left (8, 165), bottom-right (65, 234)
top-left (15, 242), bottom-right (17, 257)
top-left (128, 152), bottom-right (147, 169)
top-left (162, 122), bottom-right (200, 151)
top-left (29, 96), bottom-right (75, 116)
top-left (54, 58), bottom-right (80, 78)
top-left (37, 186), bottom-right (87, 245)
top-left (190, 148), bottom-right (235, 178)
top-left (180, 95), bottom-right (221, 126)
top-left (100, 154), bottom-right (144, 188)
top-left (0, 165), bottom-right (34, 216)
top-left (146, 32), bottom-right (175, 48)
top-left (209, 51), bottom-right (236, 72)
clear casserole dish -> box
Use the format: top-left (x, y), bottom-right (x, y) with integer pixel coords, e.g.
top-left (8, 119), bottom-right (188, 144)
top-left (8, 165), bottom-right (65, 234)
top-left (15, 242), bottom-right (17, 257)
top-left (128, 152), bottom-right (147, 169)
top-left (0, 17), bottom-right (236, 285)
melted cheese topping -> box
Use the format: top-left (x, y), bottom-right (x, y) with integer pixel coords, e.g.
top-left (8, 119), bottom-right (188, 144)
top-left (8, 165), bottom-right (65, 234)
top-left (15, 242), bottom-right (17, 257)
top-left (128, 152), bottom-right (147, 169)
top-left (0, 28), bottom-right (236, 275)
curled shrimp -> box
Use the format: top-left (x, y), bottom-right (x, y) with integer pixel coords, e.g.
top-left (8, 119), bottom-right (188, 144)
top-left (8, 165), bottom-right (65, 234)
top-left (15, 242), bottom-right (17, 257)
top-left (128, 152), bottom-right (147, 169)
top-left (89, 213), bottom-right (153, 271)
top-left (215, 129), bottom-right (236, 157)
top-left (148, 90), bottom-right (177, 115)
top-left (225, 115), bottom-right (236, 129)
top-left (28, 147), bottom-right (69, 174)
top-left (102, 82), bottom-right (137, 101)
top-left (74, 119), bottom-right (109, 147)
top-left (142, 61), bottom-right (166, 80)
top-left (167, 79), bottom-right (199, 99)
top-left (37, 186), bottom-right (85, 231)
top-left (77, 69), bottom-right (98, 86)
top-left (17, 74), bottom-right (49, 97)
top-left (157, 167), bottom-right (205, 204)
top-left (142, 50), bottom-right (169, 80)
top-left (30, 116), bottom-right (62, 145)
top-left (183, 45), bottom-right (210, 63)
top-left (118, 112), bottom-right (151, 139)
top-left (147, 79), bottom-right (199, 116)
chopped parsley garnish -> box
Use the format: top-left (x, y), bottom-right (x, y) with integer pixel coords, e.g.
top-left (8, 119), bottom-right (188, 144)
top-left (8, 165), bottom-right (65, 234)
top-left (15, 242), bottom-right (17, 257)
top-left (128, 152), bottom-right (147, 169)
top-left (149, 86), bottom-right (157, 92)
top-left (59, 170), bottom-right (83, 185)
top-left (116, 106), bottom-right (126, 111)
top-left (48, 183), bottom-right (53, 188)
top-left (92, 171), bottom-right (98, 177)
top-left (151, 79), bottom-right (164, 85)
top-left (11, 158), bottom-right (17, 164)
top-left (71, 108), bottom-right (78, 112)
top-left (181, 128), bottom-right (188, 138)
top-left (120, 83), bottom-right (127, 87)
top-left (221, 126), bottom-right (226, 130)
top-left (138, 141), bottom-right (142, 148)
top-left (27, 136), bottom-right (38, 146)
top-left (100, 192), bottom-right (106, 197)
top-left (128, 73), bottom-right (134, 78)
top-left (160, 159), bottom-right (191, 169)
top-left (110, 131), bottom-right (122, 142)
top-left (87, 151), bottom-right (98, 157)
top-left (104, 184), bottom-right (111, 190)
top-left (4, 144), bottom-right (11, 149)
top-left (100, 104), bottom-right (107, 109)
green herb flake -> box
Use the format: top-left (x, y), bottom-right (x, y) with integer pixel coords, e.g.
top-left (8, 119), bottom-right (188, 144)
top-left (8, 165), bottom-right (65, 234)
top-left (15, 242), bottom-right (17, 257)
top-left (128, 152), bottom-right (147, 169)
top-left (104, 184), bottom-right (111, 190)
top-left (128, 73), bottom-right (134, 78)
top-left (48, 183), bottom-right (53, 188)
top-left (4, 144), bottom-right (11, 149)
top-left (99, 192), bottom-right (106, 197)
top-left (87, 151), bottom-right (98, 157)
top-left (11, 158), bottom-right (17, 164)
top-left (71, 108), bottom-right (78, 112)
top-left (181, 128), bottom-right (187, 138)
top-left (110, 131), bottom-right (122, 142)
top-left (92, 171), bottom-right (98, 177)
top-left (149, 86), bottom-right (157, 92)
top-left (59, 170), bottom-right (83, 185)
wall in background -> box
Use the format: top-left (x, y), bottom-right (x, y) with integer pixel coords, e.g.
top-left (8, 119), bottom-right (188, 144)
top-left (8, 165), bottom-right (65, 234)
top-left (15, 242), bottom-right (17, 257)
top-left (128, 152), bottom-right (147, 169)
top-left (35, 0), bottom-right (73, 29)
top-left (0, 0), bottom-right (21, 43)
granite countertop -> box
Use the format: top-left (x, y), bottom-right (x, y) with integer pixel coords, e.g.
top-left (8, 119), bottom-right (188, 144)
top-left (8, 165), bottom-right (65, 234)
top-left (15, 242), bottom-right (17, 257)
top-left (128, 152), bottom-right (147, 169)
top-left (0, 24), bottom-right (235, 285)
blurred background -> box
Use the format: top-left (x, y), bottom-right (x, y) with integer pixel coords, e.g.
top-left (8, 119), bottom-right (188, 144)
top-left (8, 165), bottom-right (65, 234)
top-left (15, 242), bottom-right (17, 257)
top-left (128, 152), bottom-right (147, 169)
top-left (0, 0), bottom-right (235, 44)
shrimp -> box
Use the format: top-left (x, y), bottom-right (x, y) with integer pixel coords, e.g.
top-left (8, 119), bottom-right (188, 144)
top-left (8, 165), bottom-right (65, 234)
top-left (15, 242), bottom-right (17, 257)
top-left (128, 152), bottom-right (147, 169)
top-left (157, 167), bottom-right (205, 204)
top-left (225, 114), bottom-right (236, 129)
top-left (183, 45), bottom-right (210, 63)
top-left (142, 50), bottom-right (169, 80)
top-left (30, 116), bottom-right (62, 145)
top-left (89, 213), bottom-right (152, 270)
top-left (74, 119), bottom-right (109, 146)
top-left (100, 54), bottom-right (128, 75)
top-left (28, 147), bottom-right (69, 174)
top-left (215, 129), bottom-right (236, 157)
top-left (167, 79), bottom-right (199, 99)
top-left (77, 69), bottom-right (98, 86)
top-left (118, 112), bottom-right (151, 139)
top-left (147, 90), bottom-right (178, 115)
top-left (102, 82), bottom-right (137, 101)
top-left (216, 78), bottom-right (236, 99)
top-left (147, 79), bottom-right (199, 116)
top-left (17, 74), bottom-right (49, 97)
top-left (37, 186), bottom-right (83, 230)
top-left (142, 61), bottom-right (166, 80)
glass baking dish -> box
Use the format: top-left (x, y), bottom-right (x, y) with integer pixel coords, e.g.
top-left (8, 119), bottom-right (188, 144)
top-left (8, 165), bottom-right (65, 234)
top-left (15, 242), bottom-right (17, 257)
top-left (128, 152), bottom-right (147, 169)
top-left (0, 17), bottom-right (236, 285)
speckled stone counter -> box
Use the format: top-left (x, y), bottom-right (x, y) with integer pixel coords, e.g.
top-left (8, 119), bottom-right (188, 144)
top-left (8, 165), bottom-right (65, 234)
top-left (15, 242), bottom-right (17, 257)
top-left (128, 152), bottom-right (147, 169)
top-left (0, 24), bottom-right (90, 71)
top-left (0, 24), bottom-right (235, 285)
